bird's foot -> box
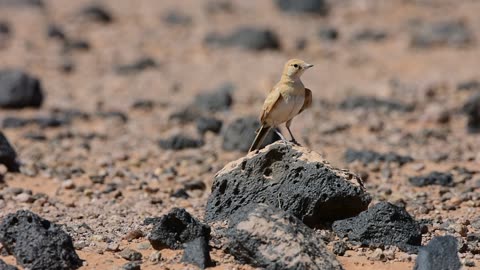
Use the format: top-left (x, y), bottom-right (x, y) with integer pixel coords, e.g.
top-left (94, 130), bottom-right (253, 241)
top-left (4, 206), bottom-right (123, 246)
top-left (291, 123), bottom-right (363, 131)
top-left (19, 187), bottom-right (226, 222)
top-left (289, 139), bottom-right (301, 146)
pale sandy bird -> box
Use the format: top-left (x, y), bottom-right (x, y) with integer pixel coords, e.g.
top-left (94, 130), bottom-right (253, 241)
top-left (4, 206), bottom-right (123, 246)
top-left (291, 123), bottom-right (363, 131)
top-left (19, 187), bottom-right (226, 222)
top-left (249, 59), bottom-right (313, 152)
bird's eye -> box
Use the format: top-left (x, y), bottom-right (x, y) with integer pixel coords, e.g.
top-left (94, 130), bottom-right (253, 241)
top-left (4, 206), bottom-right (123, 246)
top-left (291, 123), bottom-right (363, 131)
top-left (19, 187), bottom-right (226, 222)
top-left (293, 64), bottom-right (298, 68)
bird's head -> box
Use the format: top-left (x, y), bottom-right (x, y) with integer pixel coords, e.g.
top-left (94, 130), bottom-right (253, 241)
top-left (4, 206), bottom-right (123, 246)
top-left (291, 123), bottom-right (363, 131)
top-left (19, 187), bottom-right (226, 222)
top-left (282, 59), bottom-right (314, 79)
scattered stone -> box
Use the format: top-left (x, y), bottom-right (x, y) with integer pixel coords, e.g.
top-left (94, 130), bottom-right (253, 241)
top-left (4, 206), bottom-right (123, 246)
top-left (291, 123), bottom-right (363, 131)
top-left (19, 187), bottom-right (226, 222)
top-left (205, 0), bottom-right (233, 14)
top-left (274, 0), bottom-right (329, 15)
top-left (414, 236), bottom-right (461, 270)
top-left (0, 259), bottom-right (18, 270)
top-left (219, 203), bottom-right (342, 269)
top-left (124, 229), bottom-right (144, 241)
top-left (163, 10), bottom-right (192, 26)
top-left (14, 193), bottom-right (34, 203)
top-left (147, 208), bottom-right (210, 250)
top-left (332, 241), bottom-right (348, 256)
top-left (131, 99), bottom-right (154, 110)
top-left (47, 24), bottom-right (66, 40)
top-left (96, 111), bottom-right (128, 123)
top-left (23, 132), bottom-right (47, 141)
top-left (181, 237), bottom-right (213, 269)
top-left (169, 107), bottom-right (202, 124)
top-left (158, 134), bottom-right (204, 150)
top-left (183, 180), bottom-right (206, 191)
top-left (0, 21), bottom-right (11, 36)
top-left (79, 4), bottom-right (113, 24)
top-left (196, 117), bottom-right (223, 135)
top-left (194, 83), bottom-right (234, 112)
top-left (368, 248), bottom-right (387, 262)
top-left (121, 261), bottom-right (141, 270)
top-left (318, 26), bottom-right (339, 41)
top-left (0, 70), bottom-right (43, 109)
top-left (119, 248), bottom-right (142, 261)
top-left (463, 92), bottom-right (480, 133)
top-left (115, 57), bottom-right (157, 75)
top-left (171, 188), bottom-right (189, 199)
top-left (0, 132), bottom-right (18, 172)
top-left (339, 96), bottom-right (414, 112)
top-left (409, 172), bottom-right (454, 187)
top-left (63, 39), bottom-right (90, 52)
top-left (0, 0), bottom-right (43, 8)
top-left (410, 20), bottom-right (473, 48)
top-left (457, 80), bottom-right (480, 91)
top-left (352, 29), bottom-right (388, 42)
top-left (344, 149), bottom-right (414, 166)
top-left (206, 142), bottom-right (371, 226)
top-left (205, 27), bottom-right (281, 51)
top-left (0, 210), bottom-right (82, 270)
top-left (333, 202), bottom-right (421, 253)
top-left (2, 116), bottom-right (67, 128)
top-left (222, 116), bottom-right (280, 152)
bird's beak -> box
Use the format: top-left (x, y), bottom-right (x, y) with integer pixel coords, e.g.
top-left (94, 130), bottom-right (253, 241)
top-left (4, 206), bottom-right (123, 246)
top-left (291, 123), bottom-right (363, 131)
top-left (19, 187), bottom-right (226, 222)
top-left (303, 63), bottom-right (314, 69)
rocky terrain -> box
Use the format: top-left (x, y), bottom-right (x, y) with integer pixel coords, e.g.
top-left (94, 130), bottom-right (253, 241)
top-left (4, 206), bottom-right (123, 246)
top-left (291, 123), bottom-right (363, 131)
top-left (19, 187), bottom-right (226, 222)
top-left (1, 0), bottom-right (480, 269)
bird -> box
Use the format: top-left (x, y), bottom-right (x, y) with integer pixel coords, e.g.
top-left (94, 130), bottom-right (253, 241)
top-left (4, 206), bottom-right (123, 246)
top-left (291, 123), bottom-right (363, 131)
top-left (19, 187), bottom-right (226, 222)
top-left (249, 59), bottom-right (313, 152)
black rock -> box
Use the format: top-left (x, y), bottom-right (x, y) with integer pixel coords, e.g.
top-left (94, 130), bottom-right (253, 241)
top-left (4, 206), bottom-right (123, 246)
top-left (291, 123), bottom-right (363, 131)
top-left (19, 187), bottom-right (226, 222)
top-left (194, 83), bottom-right (234, 112)
top-left (0, 70), bottom-right (43, 109)
top-left (409, 172), bottom-right (454, 187)
top-left (0, 210), bottom-right (82, 270)
top-left (171, 188), bottom-right (189, 199)
top-left (351, 29), bottom-right (388, 42)
top-left (205, 27), bottom-right (281, 51)
top-left (332, 241), bottom-right (348, 256)
top-left (196, 117), bottom-right (223, 135)
top-left (220, 203), bottom-right (342, 270)
top-left (169, 107), bottom-right (202, 124)
top-left (0, 21), bottom-right (11, 35)
top-left (222, 116), bottom-right (280, 152)
top-left (121, 261), bottom-right (141, 270)
top-left (147, 208), bottom-right (210, 250)
top-left (463, 92), bottom-right (480, 133)
top-left (131, 99), bottom-right (154, 110)
top-left (183, 180), bottom-right (206, 191)
top-left (158, 134), bottom-right (204, 150)
top-left (47, 24), bottom-right (66, 40)
top-left (163, 10), bottom-right (192, 26)
top-left (96, 111), bottom-right (128, 123)
top-left (0, 132), bottom-right (19, 172)
top-left (344, 149), bottom-right (414, 166)
top-left (2, 116), bottom-right (67, 128)
top-left (63, 39), bottom-right (90, 52)
top-left (119, 248), bottom-right (142, 261)
top-left (0, 0), bottom-right (43, 8)
top-left (205, 1), bottom-right (233, 14)
top-left (206, 142), bottom-right (371, 226)
top-left (0, 259), bottom-right (18, 270)
top-left (181, 237), bottom-right (213, 269)
top-left (79, 4), bottom-right (113, 24)
top-left (318, 26), bottom-right (339, 41)
top-left (274, 0), bottom-right (328, 15)
top-left (23, 132), bottom-right (47, 141)
top-left (332, 202), bottom-right (422, 253)
top-left (410, 20), bottom-right (473, 49)
top-left (339, 96), bottom-right (414, 112)
top-left (414, 236), bottom-right (461, 270)
top-left (457, 80), bottom-right (480, 91)
top-left (115, 57), bottom-right (157, 75)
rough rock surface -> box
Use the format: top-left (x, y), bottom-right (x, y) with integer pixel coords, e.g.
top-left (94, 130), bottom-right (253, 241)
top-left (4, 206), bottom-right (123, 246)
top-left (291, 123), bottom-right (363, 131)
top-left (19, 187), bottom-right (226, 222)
top-left (414, 236), bottom-right (461, 270)
top-left (409, 171), bottom-right (454, 187)
top-left (181, 236), bottom-right (213, 269)
top-left (0, 132), bottom-right (19, 172)
top-left (147, 208), bottom-right (210, 250)
top-left (222, 116), bottom-right (280, 152)
top-left (0, 210), bottom-right (82, 270)
top-left (332, 202), bottom-right (421, 253)
top-left (206, 142), bottom-right (371, 226)
top-left (0, 70), bottom-right (43, 109)
top-left (217, 203), bottom-right (343, 270)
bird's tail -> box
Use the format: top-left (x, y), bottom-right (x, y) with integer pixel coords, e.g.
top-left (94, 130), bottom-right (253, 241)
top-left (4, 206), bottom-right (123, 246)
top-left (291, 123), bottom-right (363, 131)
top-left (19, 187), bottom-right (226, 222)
top-left (249, 125), bottom-right (271, 152)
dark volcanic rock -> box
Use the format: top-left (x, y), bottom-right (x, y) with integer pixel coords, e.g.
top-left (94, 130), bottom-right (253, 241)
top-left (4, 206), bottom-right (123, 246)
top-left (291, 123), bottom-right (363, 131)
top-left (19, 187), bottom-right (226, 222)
top-left (0, 0), bottom-right (43, 8)
top-left (181, 237), bottom-right (213, 269)
top-left (332, 202), bottom-right (422, 253)
top-left (169, 107), bottom-right (202, 124)
top-left (0, 132), bottom-right (19, 172)
top-left (0, 210), bottom-right (82, 270)
top-left (0, 70), bottom-right (43, 109)
top-left (79, 4), bottom-right (113, 24)
top-left (339, 96), bottom-right (414, 112)
top-left (344, 149), bottom-right (414, 166)
top-left (222, 116), bottom-right (280, 152)
top-left (115, 57), bottom-right (157, 75)
top-left (158, 134), bottom-right (204, 150)
top-left (121, 262), bottom-right (141, 270)
top-left (2, 116), bottom-right (67, 128)
top-left (205, 27), bottom-right (281, 51)
top-left (63, 39), bottom-right (90, 52)
top-left (318, 26), bottom-right (339, 41)
top-left (0, 259), bottom-right (18, 270)
top-left (194, 83), bottom-right (234, 112)
top-left (274, 0), bottom-right (328, 16)
top-left (463, 92), bottom-right (480, 133)
top-left (457, 80), bottom-right (480, 91)
top-left (414, 236), bottom-right (461, 270)
top-left (196, 116), bottom-right (223, 135)
top-left (47, 24), bottom-right (66, 40)
top-left (206, 142), bottom-right (371, 226)
top-left (163, 10), bottom-right (192, 26)
top-left (409, 172), bottom-right (454, 187)
top-left (410, 20), bottom-right (473, 49)
top-left (332, 241), bottom-right (348, 256)
top-left (351, 29), bottom-right (388, 42)
top-left (219, 203), bottom-right (342, 270)
top-left (147, 208), bottom-right (210, 250)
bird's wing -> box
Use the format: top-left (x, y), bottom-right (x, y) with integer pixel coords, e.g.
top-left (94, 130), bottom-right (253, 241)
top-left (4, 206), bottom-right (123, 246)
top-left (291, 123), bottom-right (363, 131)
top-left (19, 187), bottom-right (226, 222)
top-left (298, 88), bottom-right (312, 114)
top-left (260, 87), bottom-right (283, 124)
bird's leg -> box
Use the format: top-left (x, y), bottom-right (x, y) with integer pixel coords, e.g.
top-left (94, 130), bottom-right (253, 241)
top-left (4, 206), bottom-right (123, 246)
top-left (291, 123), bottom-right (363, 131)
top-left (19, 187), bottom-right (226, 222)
top-left (274, 128), bottom-right (288, 144)
top-left (286, 120), bottom-right (300, 145)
